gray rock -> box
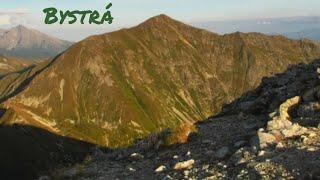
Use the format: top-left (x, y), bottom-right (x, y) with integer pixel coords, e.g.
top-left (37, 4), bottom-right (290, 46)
top-left (297, 102), bottom-right (320, 117)
top-left (302, 86), bottom-right (320, 102)
top-left (38, 176), bottom-right (51, 180)
top-left (243, 120), bottom-right (258, 131)
top-left (215, 146), bottom-right (229, 159)
top-left (234, 140), bottom-right (246, 148)
top-left (229, 148), bottom-right (247, 166)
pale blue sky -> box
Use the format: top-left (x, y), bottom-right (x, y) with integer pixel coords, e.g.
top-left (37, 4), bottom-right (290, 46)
top-left (1, 0), bottom-right (319, 41)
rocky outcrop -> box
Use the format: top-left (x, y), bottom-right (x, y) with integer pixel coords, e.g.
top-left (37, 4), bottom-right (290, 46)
top-left (257, 96), bottom-right (308, 148)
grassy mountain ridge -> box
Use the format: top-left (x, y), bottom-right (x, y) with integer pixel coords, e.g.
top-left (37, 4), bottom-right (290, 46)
top-left (2, 14), bottom-right (320, 147)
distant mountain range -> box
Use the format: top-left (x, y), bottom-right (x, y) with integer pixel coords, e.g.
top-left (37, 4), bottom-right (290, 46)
top-left (1, 14), bottom-right (320, 148)
top-left (284, 28), bottom-right (320, 41)
top-left (0, 29), bottom-right (4, 35)
top-left (194, 16), bottom-right (320, 41)
top-left (0, 25), bottom-right (72, 59)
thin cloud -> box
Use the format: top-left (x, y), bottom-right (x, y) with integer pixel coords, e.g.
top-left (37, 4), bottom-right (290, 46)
top-left (0, 15), bottom-right (11, 26)
top-left (0, 8), bottom-right (30, 26)
top-left (0, 8), bottom-right (30, 15)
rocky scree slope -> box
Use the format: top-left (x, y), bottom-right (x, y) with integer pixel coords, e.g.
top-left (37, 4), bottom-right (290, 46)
top-left (0, 25), bottom-right (72, 59)
top-left (3, 15), bottom-right (320, 148)
top-left (52, 59), bottom-right (320, 179)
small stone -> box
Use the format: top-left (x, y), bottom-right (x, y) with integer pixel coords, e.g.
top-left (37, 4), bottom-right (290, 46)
top-left (184, 170), bottom-right (190, 176)
top-left (63, 168), bottom-right (78, 178)
top-left (302, 135), bottom-right (309, 143)
top-left (308, 147), bottom-right (316, 152)
top-left (128, 167), bottom-right (136, 172)
top-left (205, 150), bottom-right (214, 156)
top-left (38, 176), bottom-right (50, 180)
top-left (202, 165), bottom-right (209, 170)
top-left (215, 146), bottom-right (229, 159)
top-left (155, 165), bottom-right (166, 173)
top-left (276, 142), bottom-right (284, 148)
top-left (130, 152), bottom-right (144, 159)
top-left (186, 151), bottom-right (191, 156)
top-left (173, 155), bottom-right (179, 159)
top-left (202, 139), bottom-right (213, 144)
top-left (174, 159), bottom-right (195, 170)
top-left (234, 140), bottom-right (246, 148)
top-left (308, 132), bottom-right (317, 138)
top-left (281, 124), bottom-right (307, 138)
top-left (257, 132), bottom-right (277, 148)
top-left (269, 112), bottom-right (277, 118)
top-left (258, 150), bottom-right (266, 156)
top-left (243, 120), bottom-right (258, 131)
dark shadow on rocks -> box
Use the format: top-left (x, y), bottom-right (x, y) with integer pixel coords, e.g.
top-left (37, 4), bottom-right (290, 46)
top-left (0, 108), bottom-right (5, 119)
top-left (0, 124), bottom-right (98, 180)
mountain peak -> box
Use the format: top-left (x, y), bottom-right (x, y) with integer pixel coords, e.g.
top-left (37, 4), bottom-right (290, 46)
top-left (150, 14), bottom-right (172, 21)
top-left (139, 14), bottom-right (180, 26)
top-left (13, 25), bottom-right (29, 31)
top-left (0, 25), bottom-right (72, 59)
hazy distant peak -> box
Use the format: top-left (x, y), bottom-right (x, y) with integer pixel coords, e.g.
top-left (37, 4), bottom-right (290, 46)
top-left (0, 25), bottom-right (72, 59)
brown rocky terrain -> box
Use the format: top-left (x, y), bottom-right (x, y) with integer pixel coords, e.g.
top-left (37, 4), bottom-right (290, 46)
top-left (0, 25), bottom-right (72, 59)
top-left (0, 54), bottom-right (33, 75)
top-left (51, 59), bottom-right (320, 180)
top-left (2, 15), bottom-right (320, 149)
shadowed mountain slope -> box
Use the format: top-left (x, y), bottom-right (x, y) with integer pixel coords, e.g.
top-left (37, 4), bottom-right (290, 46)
top-left (0, 123), bottom-right (94, 180)
top-left (3, 14), bottom-right (320, 148)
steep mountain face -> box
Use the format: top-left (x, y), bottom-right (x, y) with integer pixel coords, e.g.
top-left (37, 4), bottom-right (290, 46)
top-left (0, 55), bottom-right (33, 75)
top-left (3, 15), bottom-right (320, 147)
top-left (0, 25), bottom-right (72, 59)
